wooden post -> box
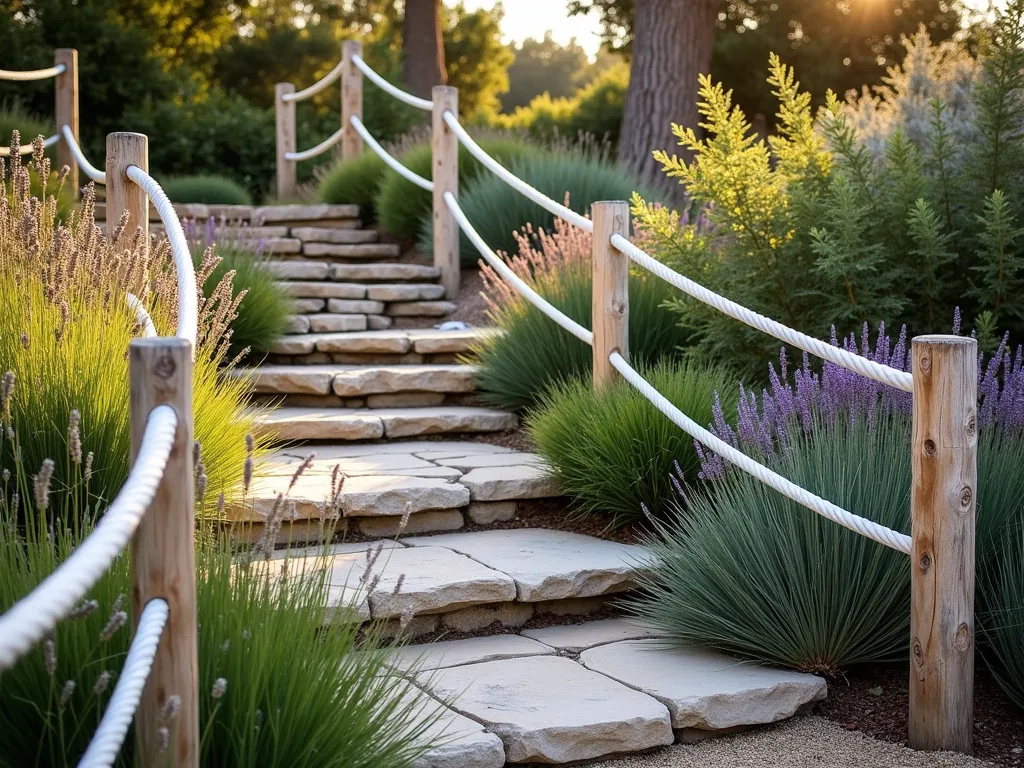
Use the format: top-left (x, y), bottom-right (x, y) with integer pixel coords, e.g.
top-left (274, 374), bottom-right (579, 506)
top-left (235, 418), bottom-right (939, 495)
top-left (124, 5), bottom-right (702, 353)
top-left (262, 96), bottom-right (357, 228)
top-left (342, 41), bottom-right (363, 160)
top-left (106, 132), bottom-right (149, 251)
top-left (591, 201), bottom-right (630, 388)
top-left (910, 334), bottom-right (977, 754)
top-left (54, 48), bottom-right (78, 196)
top-left (130, 337), bottom-right (198, 767)
top-left (275, 83), bottom-right (296, 201)
top-left (432, 85), bottom-right (459, 299)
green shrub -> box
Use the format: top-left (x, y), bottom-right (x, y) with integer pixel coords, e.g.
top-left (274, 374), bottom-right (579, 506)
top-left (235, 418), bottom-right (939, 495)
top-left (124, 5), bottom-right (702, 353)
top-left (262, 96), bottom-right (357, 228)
top-left (529, 359), bottom-right (736, 525)
top-left (317, 151), bottom-right (389, 215)
top-left (979, 522), bottom-right (1024, 708)
top-left (375, 136), bottom-right (540, 239)
top-left (630, 416), bottom-right (914, 676)
top-left (475, 222), bottom-right (690, 411)
top-left (0, 104), bottom-right (52, 155)
top-left (194, 247), bottom-right (290, 361)
top-left (0, 493), bottom-right (442, 766)
top-left (425, 148), bottom-right (649, 265)
top-left (163, 174), bottom-right (253, 205)
top-left (0, 170), bottom-right (267, 510)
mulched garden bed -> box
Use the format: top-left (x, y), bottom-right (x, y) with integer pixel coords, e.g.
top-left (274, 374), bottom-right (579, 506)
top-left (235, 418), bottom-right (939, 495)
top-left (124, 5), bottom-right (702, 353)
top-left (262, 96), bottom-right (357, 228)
top-left (817, 663), bottom-right (1024, 766)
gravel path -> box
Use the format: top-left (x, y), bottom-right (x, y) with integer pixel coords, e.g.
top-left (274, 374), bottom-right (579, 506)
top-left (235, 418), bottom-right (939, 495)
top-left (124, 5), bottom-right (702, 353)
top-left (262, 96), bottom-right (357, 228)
top-left (592, 717), bottom-right (992, 767)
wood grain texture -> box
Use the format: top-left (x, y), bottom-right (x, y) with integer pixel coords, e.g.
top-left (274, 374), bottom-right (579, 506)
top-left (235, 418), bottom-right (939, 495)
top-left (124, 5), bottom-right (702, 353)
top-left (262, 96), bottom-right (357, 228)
top-left (342, 41), bottom-right (364, 161)
top-left (591, 201), bottom-right (630, 389)
top-left (105, 132), bottom-right (149, 274)
top-left (130, 338), bottom-right (198, 767)
top-left (54, 48), bottom-right (78, 196)
top-left (432, 86), bottom-right (459, 299)
top-left (910, 334), bottom-right (977, 754)
top-left (275, 83), bottom-right (296, 201)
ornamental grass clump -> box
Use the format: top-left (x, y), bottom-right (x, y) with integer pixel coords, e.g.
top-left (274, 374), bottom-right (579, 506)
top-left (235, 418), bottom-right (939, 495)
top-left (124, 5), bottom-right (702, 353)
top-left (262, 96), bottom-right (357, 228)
top-left (0, 433), bottom-right (443, 767)
top-left (631, 321), bottom-right (1024, 677)
top-left (474, 214), bottom-right (693, 411)
top-left (0, 134), bottom-right (268, 509)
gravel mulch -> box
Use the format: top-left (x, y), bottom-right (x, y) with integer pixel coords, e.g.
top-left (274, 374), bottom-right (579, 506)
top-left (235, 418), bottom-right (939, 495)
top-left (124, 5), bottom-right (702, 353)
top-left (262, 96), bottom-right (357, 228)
top-left (817, 663), bottom-right (1024, 766)
top-left (446, 266), bottom-right (492, 327)
top-left (594, 716), bottom-right (992, 768)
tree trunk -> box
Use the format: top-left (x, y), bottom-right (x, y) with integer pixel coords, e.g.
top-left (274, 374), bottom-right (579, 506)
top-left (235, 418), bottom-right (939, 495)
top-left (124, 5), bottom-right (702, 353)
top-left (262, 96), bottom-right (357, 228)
top-left (620, 0), bottom-right (719, 196)
top-left (402, 0), bottom-right (447, 100)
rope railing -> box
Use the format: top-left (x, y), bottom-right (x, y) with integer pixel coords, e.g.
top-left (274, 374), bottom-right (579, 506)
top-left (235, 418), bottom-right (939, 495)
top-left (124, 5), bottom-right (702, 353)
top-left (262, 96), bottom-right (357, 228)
top-left (609, 352), bottom-right (912, 552)
top-left (281, 59), bottom-right (344, 103)
top-left (0, 405), bottom-right (178, 670)
top-left (0, 63), bottom-right (66, 81)
top-left (285, 125), bottom-right (346, 162)
top-left (77, 599), bottom-right (170, 768)
top-left (126, 292), bottom-right (158, 338)
top-left (0, 133), bottom-right (60, 156)
top-left (352, 54), bottom-right (433, 111)
top-left (444, 191), bottom-right (592, 344)
top-left (126, 165), bottom-right (199, 343)
top-left (611, 235), bottom-right (915, 393)
top-left (350, 115), bottom-right (433, 191)
top-left (61, 125), bottom-right (106, 183)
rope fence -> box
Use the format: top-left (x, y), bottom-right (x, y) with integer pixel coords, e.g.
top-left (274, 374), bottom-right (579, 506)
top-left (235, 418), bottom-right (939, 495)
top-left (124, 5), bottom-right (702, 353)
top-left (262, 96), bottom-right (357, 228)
top-left (0, 63), bottom-right (66, 81)
top-left (0, 133), bottom-right (60, 156)
top-left (324, 46), bottom-right (979, 752)
top-left (0, 126), bottom-right (200, 765)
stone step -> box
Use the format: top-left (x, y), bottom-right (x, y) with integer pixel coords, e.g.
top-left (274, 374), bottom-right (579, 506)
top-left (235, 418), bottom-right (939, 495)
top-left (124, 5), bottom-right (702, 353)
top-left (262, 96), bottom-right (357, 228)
top-left (284, 314), bottom-right (388, 335)
top-left (269, 260), bottom-right (436, 282)
top-left (269, 328), bottom-right (495, 359)
top-left (302, 243), bottom-right (402, 259)
top-left (254, 203), bottom-right (360, 224)
top-left (232, 364), bottom-right (480, 397)
top-left (384, 620), bottom-right (827, 766)
top-left (288, 227), bottom-right (379, 244)
top-left (255, 406), bottom-right (518, 441)
top-left (277, 281), bottom-right (446, 302)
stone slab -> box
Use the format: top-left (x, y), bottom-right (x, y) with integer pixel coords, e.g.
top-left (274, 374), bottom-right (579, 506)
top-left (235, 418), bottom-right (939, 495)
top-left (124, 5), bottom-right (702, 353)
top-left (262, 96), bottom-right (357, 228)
top-left (257, 408), bottom-right (384, 441)
top-left (379, 407), bottom-right (517, 438)
top-left (290, 226), bottom-right (377, 244)
top-left (305, 242), bottom-right (401, 259)
top-left (277, 441), bottom-right (512, 460)
top-left (466, 501), bottom-right (517, 524)
top-left (261, 237), bottom-right (302, 254)
top-left (327, 298), bottom-right (386, 314)
top-left (254, 203), bottom-right (359, 222)
top-left (234, 225), bottom-right (290, 238)
top-left (458, 464), bottom-right (558, 501)
top-left (332, 365), bottom-right (479, 397)
top-left (341, 474), bottom-right (471, 517)
top-left (231, 365), bottom-right (335, 394)
top-left (522, 619), bottom-right (667, 652)
top-left (358, 509), bottom-right (464, 537)
top-left (403, 529), bottom-right (653, 602)
top-left (266, 260), bottom-right (330, 280)
top-left (314, 331), bottom-right (412, 355)
top-left (307, 314), bottom-right (368, 333)
top-left (332, 263), bottom-right (440, 282)
top-left (385, 300), bottom-right (457, 317)
top-left (365, 393), bottom-right (447, 409)
top-left (579, 640), bottom-right (828, 731)
top-left (421, 655), bottom-right (673, 763)
top-left (402, 688), bottom-right (506, 768)
top-left (388, 634), bottom-right (553, 673)
top-left (283, 315), bottom-right (311, 334)
top-left (263, 450), bottom-right (438, 476)
top-left (269, 336), bottom-right (317, 355)
top-left (367, 284), bottom-right (447, 302)
top-left (438, 453), bottom-right (546, 471)
top-left (291, 298), bottom-right (325, 314)
top-left (367, 315), bottom-right (393, 330)
top-left (278, 281), bottom-right (367, 300)
top-left (410, 328), bottom-right (496, 355)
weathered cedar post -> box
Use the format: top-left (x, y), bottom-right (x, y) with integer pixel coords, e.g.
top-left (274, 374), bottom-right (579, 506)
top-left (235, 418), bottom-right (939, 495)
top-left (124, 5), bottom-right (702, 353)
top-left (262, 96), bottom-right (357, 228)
top-left (275, 83), bottom-right (296, 201)
top-left (431, 85), bottom-right (459, 299)
top-left (106, 132), bottom-right (149, 255)
top-left (590, 201), bottom-right (630, 388)
top-left (129, 337), bottom-right (198, 767)
top-left (909, 334), bottom-right (977, 753)
top-left (342, 40), bottom-right (364, 160)
top-left (54, 48), bottom-right (78, 195)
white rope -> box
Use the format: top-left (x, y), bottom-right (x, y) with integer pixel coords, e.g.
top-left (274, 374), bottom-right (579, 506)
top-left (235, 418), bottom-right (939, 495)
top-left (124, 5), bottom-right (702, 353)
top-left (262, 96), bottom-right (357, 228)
top-left (445, 191), bottom-right (593, 345)
top-left (77, 599), bottom-right (169, 768)
top-left (126, 166), bottom-right (198, 344)
top-left (352, 54), bottom-right (433, 111)
top-left (0, 406), bottom-right (179, 670)
top-left (350, 116), bottom-right (433, 191)
top-left (125, 293), bottom-right (157, 338)
top-left (285, 125), bottom-right (346, 162)
top-left (0, 133), bottom-right (60, 157)
top-left (609, 352), bottom-right (912, 553)
top-left (281, 59), bottom-right (344, 103)
top-left (61, 125), bottom-right (106, 183)
top-left (611, 235), bottom-right (915, 393)
top-left (442, 111), bottom-right (593, 233)
top-left (0, 63), bottom-right (65, 81)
